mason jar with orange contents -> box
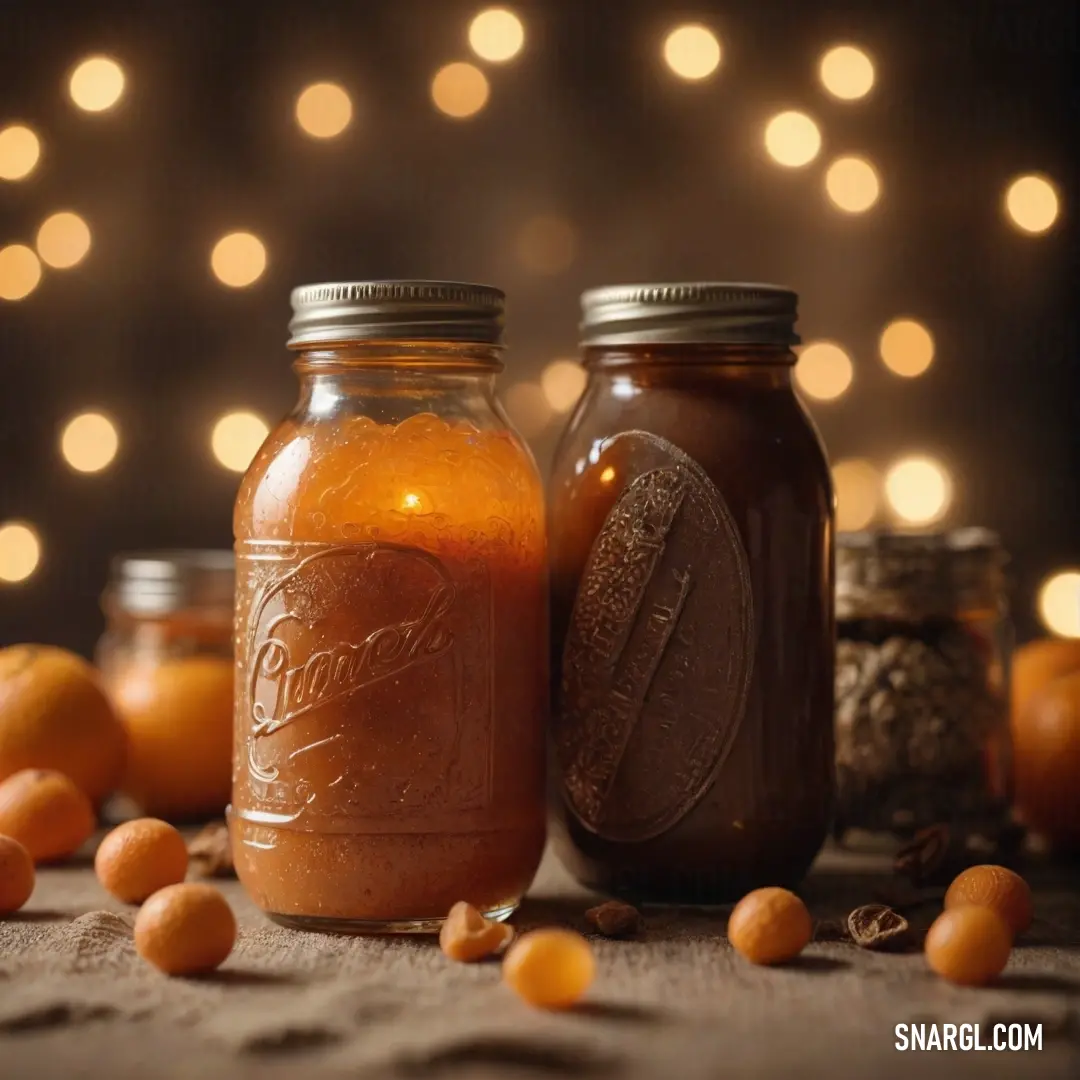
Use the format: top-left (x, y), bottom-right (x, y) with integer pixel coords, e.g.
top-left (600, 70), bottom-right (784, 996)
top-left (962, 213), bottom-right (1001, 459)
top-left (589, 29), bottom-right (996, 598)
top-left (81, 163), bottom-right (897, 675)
top-left (231, 281), bottom-right (548, 933)
top-left (97, 551), bottom-right (235, 820)
top-left (549, 283), bottom-right (834, 903)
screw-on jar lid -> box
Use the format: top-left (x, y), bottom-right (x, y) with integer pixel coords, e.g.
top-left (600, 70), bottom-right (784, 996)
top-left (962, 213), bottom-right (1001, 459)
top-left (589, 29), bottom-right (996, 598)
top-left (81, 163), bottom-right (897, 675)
top-left (287, 280), bottom-right (505, 347)
top-left (105, 550), bottom-right (235, 618)
top-left (579, 282), bottom-right (799, 347)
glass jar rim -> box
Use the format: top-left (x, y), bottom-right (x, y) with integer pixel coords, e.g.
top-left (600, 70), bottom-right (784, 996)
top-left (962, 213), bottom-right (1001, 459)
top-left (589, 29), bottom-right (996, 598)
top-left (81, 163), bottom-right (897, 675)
top-left (104, 550), bottom-right (234, 618)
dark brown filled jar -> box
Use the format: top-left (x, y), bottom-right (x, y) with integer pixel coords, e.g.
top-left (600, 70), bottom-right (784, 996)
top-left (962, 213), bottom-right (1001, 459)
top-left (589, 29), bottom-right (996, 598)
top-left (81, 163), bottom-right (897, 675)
top-left (548, 283), bottom-right (834, 903)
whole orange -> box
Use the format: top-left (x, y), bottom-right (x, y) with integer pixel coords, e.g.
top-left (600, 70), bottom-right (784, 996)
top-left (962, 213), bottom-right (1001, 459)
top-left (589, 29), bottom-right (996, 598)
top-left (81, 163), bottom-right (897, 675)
top-left (727, 887), bottom-right (812, 965)
top-left (0, 834), bottom-right (35, 913)
top-left (111, 656), bottom-right (234, 820)
top-left (1011, 637), bottom-right (1080, 726)
top-left (502, 929), bottom-right (595, 1008)
top-left (134, 882), bottom-right (236, 975)
top-left (944, 865), bottom-right (1033, 936)
top-left (926, 906), bottom-right (1012, 986)
top-left (0, 768), bottom-right (96, 862)
top-left (95, 818), bottom-right (189, 903)
top-left (1013, 669), bottom-right (1080, 847)
top-left (0, 645), bottom-right (126, 804)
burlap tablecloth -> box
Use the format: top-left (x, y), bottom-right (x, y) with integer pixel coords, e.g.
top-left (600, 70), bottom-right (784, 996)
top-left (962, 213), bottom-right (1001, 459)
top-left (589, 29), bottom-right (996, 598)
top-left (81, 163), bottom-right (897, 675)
top-left (1, 842), bottom-right (1078, 1080)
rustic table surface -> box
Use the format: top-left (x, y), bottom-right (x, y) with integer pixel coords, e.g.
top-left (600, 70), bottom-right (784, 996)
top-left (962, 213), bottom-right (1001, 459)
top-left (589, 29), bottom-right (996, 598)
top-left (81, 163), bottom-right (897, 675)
top-left (1, 840), bottom-right (1078, 1080)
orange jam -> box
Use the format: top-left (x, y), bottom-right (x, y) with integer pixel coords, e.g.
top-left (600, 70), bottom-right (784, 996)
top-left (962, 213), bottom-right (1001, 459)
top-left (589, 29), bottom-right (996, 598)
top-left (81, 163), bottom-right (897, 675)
top-left (232, 408), bottom-right (548, 931)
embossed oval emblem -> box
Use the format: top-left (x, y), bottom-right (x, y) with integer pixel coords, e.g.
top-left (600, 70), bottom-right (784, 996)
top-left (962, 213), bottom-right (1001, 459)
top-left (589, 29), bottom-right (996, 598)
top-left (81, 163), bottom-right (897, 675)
top-left (555, 431), bottom-right (754, 842)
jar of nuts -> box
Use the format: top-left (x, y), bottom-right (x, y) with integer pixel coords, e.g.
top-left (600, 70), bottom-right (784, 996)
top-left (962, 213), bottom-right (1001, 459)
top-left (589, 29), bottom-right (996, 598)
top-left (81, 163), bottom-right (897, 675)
top-left (834, 529), bottom-right (1012, 845)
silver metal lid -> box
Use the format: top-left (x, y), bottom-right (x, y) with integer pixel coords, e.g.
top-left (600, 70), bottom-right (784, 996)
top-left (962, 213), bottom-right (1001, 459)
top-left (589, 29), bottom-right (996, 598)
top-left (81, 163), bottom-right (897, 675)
top-left (287, 280), bottom-right (505, 347)
top-left (580, 282), bottom-right (799, 347)
top-left (105, 550), bottom-right (235, 618)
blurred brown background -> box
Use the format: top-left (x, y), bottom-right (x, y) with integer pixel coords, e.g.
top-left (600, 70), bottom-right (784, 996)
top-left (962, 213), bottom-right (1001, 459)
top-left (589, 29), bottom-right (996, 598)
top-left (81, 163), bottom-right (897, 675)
top-left (1, 0), bottom-right (1077, 653)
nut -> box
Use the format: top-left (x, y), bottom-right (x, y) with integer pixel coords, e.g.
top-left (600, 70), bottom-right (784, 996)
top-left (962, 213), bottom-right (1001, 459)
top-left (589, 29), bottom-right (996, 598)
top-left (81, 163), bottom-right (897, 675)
top-left (187, 821), bottom-right (233, 879)
top-left (439, 901), bottom-right (514, 962)
top-left (847, 904), bottom-right (911, 951)
top-left (584, 900), bottom-right (641, 938)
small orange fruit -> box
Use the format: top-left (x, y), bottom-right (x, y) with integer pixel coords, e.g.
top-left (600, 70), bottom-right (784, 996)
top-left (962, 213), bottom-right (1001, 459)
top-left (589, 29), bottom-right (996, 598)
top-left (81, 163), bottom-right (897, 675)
top-left (0, 768), bottom-right (95, 862)
top-left (0, 645), bottom-right (126, 804)
top-left (1011, 637), bottom-right (1080, 725)
top-left (1012, 669), bottom-right (1080, 848)
top-left (95, 818), bottom-right (189, 904)
top-left (502, 929), bottom-right (595, 1008)
top-left (944, 865), bottom-right (1033, 937)
top-left (0, 834), bottom-right (35, 913)
top-left (134, 882), bottom-right (236, 975)
top-left (727, 886), bottom-right (812, 965)
top-left (925, 905), bottom-right (1012, 986)
top-left (110, 656), bottom-right (233, 820)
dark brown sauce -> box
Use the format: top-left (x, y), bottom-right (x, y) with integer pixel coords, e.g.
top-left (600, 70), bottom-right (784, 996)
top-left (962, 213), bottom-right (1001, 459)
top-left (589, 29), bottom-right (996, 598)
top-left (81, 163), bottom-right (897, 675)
top-left (548, 346), bottom-right (835, 903)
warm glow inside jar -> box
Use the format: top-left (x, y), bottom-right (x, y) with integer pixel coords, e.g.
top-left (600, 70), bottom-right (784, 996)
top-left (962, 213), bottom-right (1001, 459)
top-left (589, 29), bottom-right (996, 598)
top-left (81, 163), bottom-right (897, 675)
top-left (98, 551), bottom-right (235, 821)
top-left (231, 281), bottom-right (548, 932)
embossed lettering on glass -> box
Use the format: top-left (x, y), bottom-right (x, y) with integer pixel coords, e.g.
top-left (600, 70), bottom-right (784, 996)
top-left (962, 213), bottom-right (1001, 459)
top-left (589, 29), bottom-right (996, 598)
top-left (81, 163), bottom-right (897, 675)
top-left (231, 282), bottom-right (548, 932)
top-left (549, 284), bottom-right (835, 903)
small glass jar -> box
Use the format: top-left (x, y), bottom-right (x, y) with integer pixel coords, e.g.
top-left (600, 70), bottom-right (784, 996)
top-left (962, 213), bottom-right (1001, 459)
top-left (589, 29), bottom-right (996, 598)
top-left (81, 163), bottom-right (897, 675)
top-left (548, 283), bottom-right (835, 903)
top-left (97, 551), bottom-right (235, 820)
top-left (833, 529), bottom-right (1012, 843)
top-left (231, 281), bottom-right (548, 933)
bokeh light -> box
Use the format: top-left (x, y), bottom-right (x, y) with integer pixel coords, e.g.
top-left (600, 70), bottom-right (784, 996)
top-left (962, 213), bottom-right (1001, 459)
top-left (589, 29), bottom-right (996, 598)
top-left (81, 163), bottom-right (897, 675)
top-left (541, 359), bottom-right (587, 412)
top-left (431, 62), bottom-right (490, 119)
top-left (795, 341), bottom-right (854, 402)
top-left (819, 45), bottom-right (875, 100)
top-left (764, 111), bottom-right (822, 168)
top-left (211, 411), bottom-right (269, 472)
top-left (884, 455), bottom-right (952, 525)
top-left (36, 211), bottom-right (92, 269)
top-left (880, 318), bottom-right (934, 378)
top-left (825, 156), bottom-right (880, 213)
top-left (0, 245), bottom-right (43, 301)
top-left (210, 232), bottom-right (267, 288)
top-left (0, 124), bottom-right (41, 181)
top-left (515, 215), bottom-right (577, 274)
top-left (0, 522), bottom-right (41, 584)
top-left (663, 25), bottom-right (722, 81)
top-left (1004, 174), bottom-right (1060, 235)
top-left (503, 382), bottom-right (552, 438)
top-left (68, 56), bottom-right (126, 112)
top-left (295, 82), bottom-right (353, 139)
top-left (468, 8), bottom-right (525, 63)
top-left (60, 412), bottom-right (119, 473)
top-left (832, 458), bottom-right (880, 532)
top-left (1037, 570), bottom-right (1080, 639)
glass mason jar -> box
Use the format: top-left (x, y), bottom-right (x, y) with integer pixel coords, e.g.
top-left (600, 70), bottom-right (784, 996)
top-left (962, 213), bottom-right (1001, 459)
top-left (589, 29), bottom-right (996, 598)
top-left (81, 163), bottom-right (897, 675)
top-left (548, 283), bottom-right (835, 903)
top-left (231, 281), bottom-right (548, 933)
top-left (97, 551), bottom-right (235, 820)
top-left (834, 529), bottom-right (1013, 844)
